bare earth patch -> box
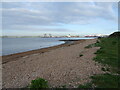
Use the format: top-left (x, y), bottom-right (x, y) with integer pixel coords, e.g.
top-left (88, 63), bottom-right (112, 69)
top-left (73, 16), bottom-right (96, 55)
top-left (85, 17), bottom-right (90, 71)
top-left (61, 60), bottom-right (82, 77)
top-left (2, 39), bottom-right (104, 88)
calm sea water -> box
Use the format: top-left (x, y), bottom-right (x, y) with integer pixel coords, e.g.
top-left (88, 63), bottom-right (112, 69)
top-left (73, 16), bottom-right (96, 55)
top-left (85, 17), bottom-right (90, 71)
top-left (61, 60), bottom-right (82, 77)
top-left (2, 37), bottom-right (95, 56)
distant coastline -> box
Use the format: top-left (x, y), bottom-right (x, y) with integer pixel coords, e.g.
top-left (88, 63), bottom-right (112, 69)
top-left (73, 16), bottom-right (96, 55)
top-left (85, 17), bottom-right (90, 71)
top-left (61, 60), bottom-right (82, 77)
top-left (0, 36), bottom-right (85, 38)
top-left (0, 34), bottom-right (108, 38)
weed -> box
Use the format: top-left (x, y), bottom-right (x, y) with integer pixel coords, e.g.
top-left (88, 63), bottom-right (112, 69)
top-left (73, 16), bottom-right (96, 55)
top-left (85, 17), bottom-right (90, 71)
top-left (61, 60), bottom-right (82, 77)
top-left (29, 78), bottom-right (49, 88)
top-left (79, 54), bottom-right (83, 57)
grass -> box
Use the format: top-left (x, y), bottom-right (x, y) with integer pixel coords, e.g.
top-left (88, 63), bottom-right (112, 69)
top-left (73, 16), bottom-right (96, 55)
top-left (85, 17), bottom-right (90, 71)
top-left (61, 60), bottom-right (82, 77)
top-left (29, 78), bottom-right (49, 88)
top-left (80, 37), bottom-right (119, 88)
top-left (101, 67), bottom-right (106, 71)
top-left (91, 37), bottom-right (120, 88)
top-left (85, 40), bottom-right (100, 49)
top-left (91, 73), bottom-right (119, 88)
top-left (78, 83), bottom-right (92, 88)
top-left (61, 85), bottom-right (67, 88)
top-left (101, 67), bottom-right (110, 72)
top-left (79, 54), bottom-right (83, 57)
top-left (93, 37), bottom-right (119, 71)
top-left (85, 44), bottom-right (94, 48)
top-left (78, 73), bottom-right (119, 88)
top-left (85, 44), bottom-right (93, 48)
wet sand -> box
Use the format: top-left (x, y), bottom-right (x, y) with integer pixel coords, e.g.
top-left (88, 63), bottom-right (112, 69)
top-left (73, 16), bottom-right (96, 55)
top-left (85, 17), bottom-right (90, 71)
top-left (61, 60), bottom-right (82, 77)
top-left (2, 39), bottom-right (104, 88)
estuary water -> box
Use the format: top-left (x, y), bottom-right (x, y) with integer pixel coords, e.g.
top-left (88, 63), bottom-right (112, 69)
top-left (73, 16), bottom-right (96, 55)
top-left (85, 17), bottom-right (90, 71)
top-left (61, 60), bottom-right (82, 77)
top-left (2, 37), bottom-right (95, 56)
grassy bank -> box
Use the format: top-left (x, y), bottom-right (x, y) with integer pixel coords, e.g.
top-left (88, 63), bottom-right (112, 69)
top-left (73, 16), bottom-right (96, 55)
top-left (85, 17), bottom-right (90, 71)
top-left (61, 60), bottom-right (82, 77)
top-left (90, 37), bottom-right (119, 88)
top-left (94, 37), bottom-right (119, 73)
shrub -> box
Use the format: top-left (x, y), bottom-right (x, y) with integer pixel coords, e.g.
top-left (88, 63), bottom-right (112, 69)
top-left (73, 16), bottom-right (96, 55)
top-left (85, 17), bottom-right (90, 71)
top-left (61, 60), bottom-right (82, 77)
top-left (29, 78), bottom-right (49, 88)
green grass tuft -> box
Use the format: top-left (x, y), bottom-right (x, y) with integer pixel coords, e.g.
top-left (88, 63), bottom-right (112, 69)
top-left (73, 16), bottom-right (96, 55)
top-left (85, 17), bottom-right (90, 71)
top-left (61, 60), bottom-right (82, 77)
top-left (29, 78), bottom-right (49, 88)
top-left (78, 83), bottom-right (92, 88)
top-left (79, 54), bottom-right (83, 57)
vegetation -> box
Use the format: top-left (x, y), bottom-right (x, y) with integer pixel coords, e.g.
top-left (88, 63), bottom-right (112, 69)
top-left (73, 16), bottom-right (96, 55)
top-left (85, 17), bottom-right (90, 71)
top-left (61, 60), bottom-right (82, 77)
top-left (78, 83), bottom-right (92, 88)
top-left (81, 32), bottom-right (119, 88)
top-left (101, 67), bottom-right (110, 72)
top-left (61, 85), bottom-right (67, 88)
top-left (78, 73), bottom-right (119, 88)
top-left (85, 40), bottom-right (100, 48)
top-left (91, 36), bottom-right (119, 88)
top-left (85, 44), bottom-right (94, 48)
top-left (109, 31), bottom-right (120, 38)
top-left (93, 37), bottom-right (119, 72)
top-left (29, 78), bottom-right (49, 88)
top-left (91, 73), bottom-right (119, 88)
top-left (79, 54), bottom-right (83, 57)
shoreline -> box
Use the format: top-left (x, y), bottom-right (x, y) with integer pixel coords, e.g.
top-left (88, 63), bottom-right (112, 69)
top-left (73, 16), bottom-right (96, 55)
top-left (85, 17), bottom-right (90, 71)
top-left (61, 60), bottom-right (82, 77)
top-left (3, 38), bottom-right (105, 88)
top-left (2, 39), bottom-right (85, 64)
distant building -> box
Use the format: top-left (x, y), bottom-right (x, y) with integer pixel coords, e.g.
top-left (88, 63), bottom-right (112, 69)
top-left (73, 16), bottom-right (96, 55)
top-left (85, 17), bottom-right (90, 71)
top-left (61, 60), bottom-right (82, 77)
top-left (49, 34), bottom-right (52, 37)
top-left (66, 34), bottom-right (71, 37)
top-left (44, 34), bottom-right (47, 37)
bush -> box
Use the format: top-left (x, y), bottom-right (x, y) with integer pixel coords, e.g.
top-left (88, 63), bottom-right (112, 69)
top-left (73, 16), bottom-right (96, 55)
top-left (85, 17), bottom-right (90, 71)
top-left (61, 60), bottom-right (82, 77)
top-left (29, 78), bottom-right (49, 88)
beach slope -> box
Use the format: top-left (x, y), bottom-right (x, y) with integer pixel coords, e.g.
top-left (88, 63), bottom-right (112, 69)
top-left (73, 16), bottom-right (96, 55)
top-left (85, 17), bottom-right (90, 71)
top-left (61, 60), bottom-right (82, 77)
top-left (2, 39), bottom-right (104, 88)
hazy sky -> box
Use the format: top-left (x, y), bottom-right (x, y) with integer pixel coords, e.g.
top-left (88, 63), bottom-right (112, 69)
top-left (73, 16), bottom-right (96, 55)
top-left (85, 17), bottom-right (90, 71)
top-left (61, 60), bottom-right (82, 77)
top-left (2, 2), bottom-right (118, 36)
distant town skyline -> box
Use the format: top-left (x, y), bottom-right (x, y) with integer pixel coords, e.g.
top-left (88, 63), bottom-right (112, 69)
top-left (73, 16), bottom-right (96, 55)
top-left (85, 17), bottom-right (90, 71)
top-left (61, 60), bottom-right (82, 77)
top-left (1, 2), bottom-right (118, 36)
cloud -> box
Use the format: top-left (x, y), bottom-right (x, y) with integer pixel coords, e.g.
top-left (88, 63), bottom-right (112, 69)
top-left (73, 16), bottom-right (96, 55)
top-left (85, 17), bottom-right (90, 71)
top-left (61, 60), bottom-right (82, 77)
top-left (2, 2), bottom-right (118, 31)
top-left (3, 24), bottom-right (70, 32)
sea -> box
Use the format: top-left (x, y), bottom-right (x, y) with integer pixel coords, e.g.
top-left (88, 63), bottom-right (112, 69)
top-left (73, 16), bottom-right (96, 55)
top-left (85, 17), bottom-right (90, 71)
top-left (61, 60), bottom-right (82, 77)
top-left (1, 37), bottom-right (95, 56)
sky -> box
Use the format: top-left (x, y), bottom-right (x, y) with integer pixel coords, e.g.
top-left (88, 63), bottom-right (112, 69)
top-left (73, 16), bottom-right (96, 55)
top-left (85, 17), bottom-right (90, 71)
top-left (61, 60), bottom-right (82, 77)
top-left (1, 2), bottom-right (118, 36)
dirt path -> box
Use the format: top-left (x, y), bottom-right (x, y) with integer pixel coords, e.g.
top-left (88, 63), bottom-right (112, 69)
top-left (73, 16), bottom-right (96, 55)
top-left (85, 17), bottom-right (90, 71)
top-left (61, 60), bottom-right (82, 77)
top-left (2, 39), bottom-right (104, 88)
